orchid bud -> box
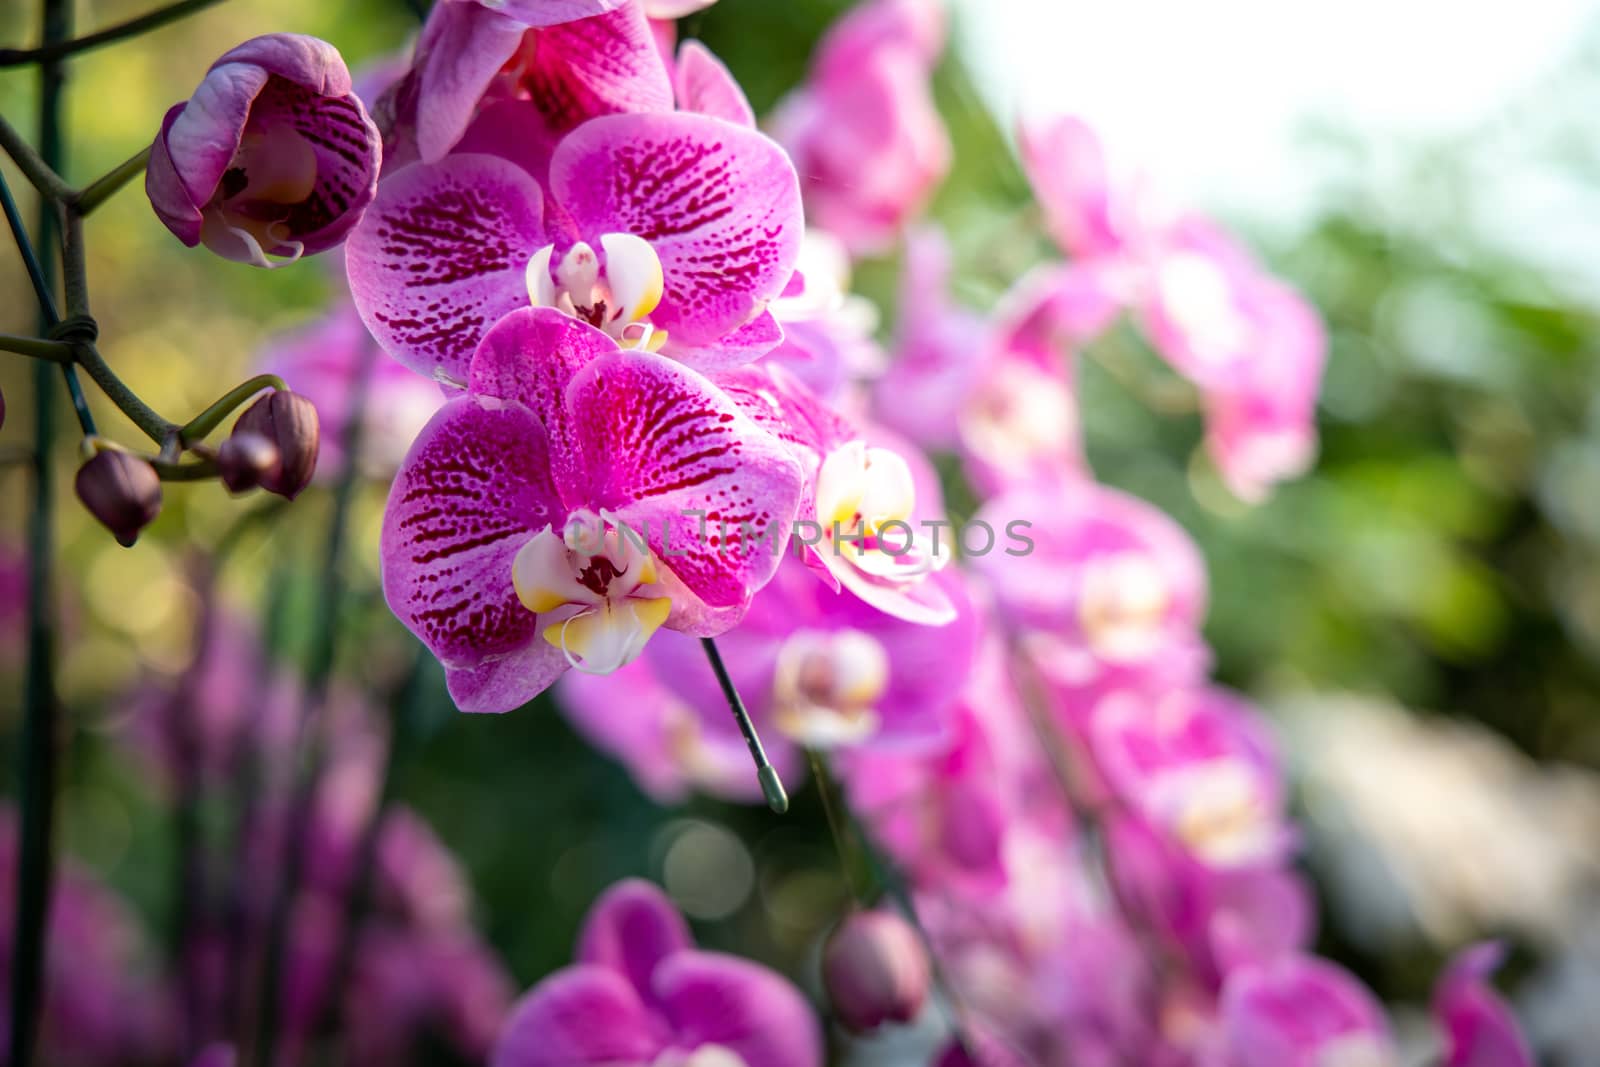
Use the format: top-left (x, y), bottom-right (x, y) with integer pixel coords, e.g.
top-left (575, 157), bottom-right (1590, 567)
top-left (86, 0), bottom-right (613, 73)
top-left (821, 909), bottom-right (930, 1032)
top-left (146, 34), bottom-right (381, 268)
top-left (76, 450), bottom-right (162, 547)
top-left (233, 391), bottom-right (319, 499)
top-left (217, 431), bottom-right (281, 493)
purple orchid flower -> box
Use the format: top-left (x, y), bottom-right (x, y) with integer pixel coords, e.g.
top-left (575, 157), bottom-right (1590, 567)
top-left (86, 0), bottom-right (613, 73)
top-left (147, 34), bottom-right (381, 268)
top-left (771, 0), bottom-right (950, 256)
top-left (1432, 942), bottom-right (1534, 1067)
top-left (381, 308), bottom-right (803, 712)
top-left (347, 102), bottom-right (803, 381)
top-left (492, 879), bottom-right (822, 1067)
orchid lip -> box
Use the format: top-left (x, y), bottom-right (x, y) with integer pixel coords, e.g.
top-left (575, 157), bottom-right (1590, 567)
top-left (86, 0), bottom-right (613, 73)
top-left (525, 232), bottom-right (666, 348)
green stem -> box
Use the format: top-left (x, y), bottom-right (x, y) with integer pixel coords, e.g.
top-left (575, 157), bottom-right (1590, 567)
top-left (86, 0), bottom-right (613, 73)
top-left (0, 111), bottom-right (73, 203)
top-left (0, 0), bottom-right (235, 68)
top-left (151, 455), bottom-right (219, 482)
top-left (72, 146), bottom-right (150, 215)
top-left (10, 5), bottom-right (71, 1065)
top-left (178, 374), bottom-right (285, 445)
top-left (73, 342), bottom-right (176, 443)
top-left (0, 334), bottom-right (73, 362)
top-left (807, 748), bottom-right (868, 903)
top-left (701, 637), bottom-right (789, 813)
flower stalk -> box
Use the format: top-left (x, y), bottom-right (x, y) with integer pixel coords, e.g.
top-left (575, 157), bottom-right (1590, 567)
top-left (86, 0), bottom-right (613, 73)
top-left (701, 636), bottom-right (789, 813)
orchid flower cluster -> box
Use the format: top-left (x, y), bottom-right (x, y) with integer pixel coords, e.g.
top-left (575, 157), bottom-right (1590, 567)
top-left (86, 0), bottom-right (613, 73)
top-left (0, 0), bottom-right (1544, 1065)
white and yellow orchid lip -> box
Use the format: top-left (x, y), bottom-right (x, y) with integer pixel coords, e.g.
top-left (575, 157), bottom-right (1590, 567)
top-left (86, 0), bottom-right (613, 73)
top-left (1076, 551), bottom-right (1170, 662)
top-left (1152, 759), bottom-right (1276, 867)
top-left (814, 441), bottom-right (944, 586)
top-left (511, 513), bottom-right (671, 676)
top-left (771, 628), bottom-right (889, 748)
top-left (525, 232), bottom-right (666, 349)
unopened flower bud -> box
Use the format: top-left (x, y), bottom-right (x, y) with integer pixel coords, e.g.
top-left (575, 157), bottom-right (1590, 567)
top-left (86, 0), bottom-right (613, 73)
top-left (217, 431), bottom-right (281, 493)
top-left (76, 450), bottom-right (162, 547)
top-left (821, 909), bottom-right (930, 1032)
top-left (233, 391), bottom-right (319, 499)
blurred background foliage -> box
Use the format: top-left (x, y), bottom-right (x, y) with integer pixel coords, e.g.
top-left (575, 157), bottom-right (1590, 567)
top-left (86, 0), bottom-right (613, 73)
top-left (3, 0), bottom-right (1600, 1026)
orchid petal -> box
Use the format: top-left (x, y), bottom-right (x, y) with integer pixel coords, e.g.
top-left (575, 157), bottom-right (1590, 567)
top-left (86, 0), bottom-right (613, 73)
top-left (347, 154), bottom-right (547, 382)
top-left (560, 351), bottom-right (803, 619)
top-left (512, 527), bottom-right (600, 612)
top-left (380, 397), bottom-right (564, 696)
top-left (413, 3), bottom-right (530, 163)
top-left (550, 113), bottom-right (802, 356)
top-left (517, 5), bottom-right (674, 138)
top-left (577, 879), bottom-right (694, 1004)
top-left (654, 950), bottom-right (825, 1067)
top-left (546, 597), bottom-right (671, 674)
top-left (445, 641), bottom-right (569, 715)
top-left (599, 232), bottom-right (665, 323)
top-left (674, 41), bottom-right (756, 127)
top-left (492, 965), bottom-right (660, 1067)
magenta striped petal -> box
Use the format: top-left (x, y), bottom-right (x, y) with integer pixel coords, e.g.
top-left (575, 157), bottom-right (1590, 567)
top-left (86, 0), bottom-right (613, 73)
top-left (560, 351), bottom-right (803, 614)
top-left (381, 397), bottom-right (563, 686)
top-left (346, 153), bottom-right (548, 382)
top-left (492, 965), bottom-right (661, 1067)
top-left (655, 951), bottom-right (824, 1067)
top-left (550, 112), bottom-right (802, 354)
top-left (466, 308), bottom-right (619, 476)
top-left (516, 6), bottom-right (673, 137)
top-left (444, 641), bottom-right (569, 714)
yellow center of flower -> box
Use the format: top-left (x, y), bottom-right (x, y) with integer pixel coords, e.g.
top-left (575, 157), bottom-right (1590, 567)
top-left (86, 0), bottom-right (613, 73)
top-left (511, 511), bottom-right (671, 675)
top-left (526, 233), bottom-right (668, 351)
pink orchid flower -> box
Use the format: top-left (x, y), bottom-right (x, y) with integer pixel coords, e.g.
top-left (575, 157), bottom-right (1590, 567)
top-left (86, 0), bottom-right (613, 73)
top-left (715, 364), bottom-right (957, 624)
top-left (400, 1), bottom-right (662, 165)
top-left (1019, 115), bottom-right (1328, 501)
top-left (642, 554), bottom-right (979, 752)
top-left (1432, 942), bottom-right (1534, 1067)
top-left (493, 880), bottom-right (822, 1067)
top-left (972, 480), bottom-right (1211, 710)
top-left (348, 101), bottom-right (803, 382)
top-left (771, 0), bottom-right (950, 256)
top-left (381, 308), bottom-right (803, 712)
top-left (1089, 686), bottom-right (1292, 871)
top-left (1217, 954), bottom-right (1395, 1067)
top-left (147, 34), bottom-right (381, 268)
top-left (763, 230), bottom-right (885, 401)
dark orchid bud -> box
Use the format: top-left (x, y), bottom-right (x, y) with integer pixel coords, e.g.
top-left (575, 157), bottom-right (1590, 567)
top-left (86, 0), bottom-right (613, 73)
top-left (217, 431), bottom-right (281, 493)
top-left (76, 450), bottom-right (162, 547)
top-left (821, 909), bottom-right (930, 1033)
top-left (145, 34), bottom-right (381, 267)
top-left (233, 391), bottom-right (319, 499)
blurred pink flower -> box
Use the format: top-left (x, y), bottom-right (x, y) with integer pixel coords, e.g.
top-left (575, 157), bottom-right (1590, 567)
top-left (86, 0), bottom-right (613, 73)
top-left (772, 0), bottom-right (950, 256)
top-left (1432, 942), bottom-right (1534, 1067)
top-left (1216, 954), bottom-right (1394, 1067)
top-left (493, 879), bottom-right (822, 1067)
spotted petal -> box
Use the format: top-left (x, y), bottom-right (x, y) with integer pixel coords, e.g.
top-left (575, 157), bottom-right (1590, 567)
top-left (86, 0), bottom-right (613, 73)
top-left (381, 397), bottom-right (565, 710)
top-left (550, 113), bottom-right (802, 359)
top-left (560, 351), bottom-right (803, 621)
top-left (515, 6), bottom-right (674, 141)
top-left (467, 307), bottom-right (620, 467)
top-left (347, 153), bottom-right (547, 383)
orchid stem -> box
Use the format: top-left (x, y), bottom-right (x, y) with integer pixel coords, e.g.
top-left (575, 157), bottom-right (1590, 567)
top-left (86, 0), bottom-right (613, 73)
top-left (177, 374), bottom-right (285, 445)
top-left (0, 112), bottom-right (73, 203)
top-left (0, 334), bottom-right (73, 363)
top-left (806, 749), bottom-right (868, 903)
top-left (700, 637), bottom-right (789, 813)
top-left (72, 146), bottom-right (151, 214)
top-left (9, 5), bottom-right (71, 1065)
top-left (0, 0), bottom-right (234, 68)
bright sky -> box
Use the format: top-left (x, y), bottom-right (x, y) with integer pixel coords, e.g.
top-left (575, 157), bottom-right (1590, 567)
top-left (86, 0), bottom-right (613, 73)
top-left (957, 0), bottom-right (1597, 232)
